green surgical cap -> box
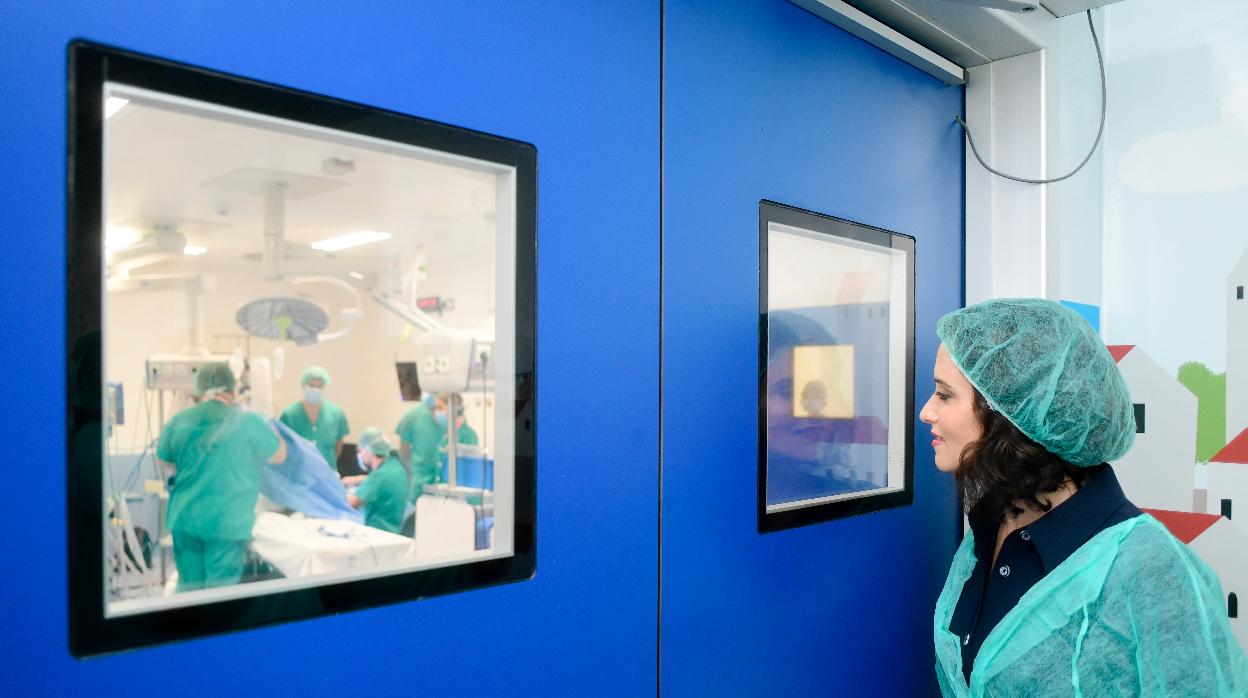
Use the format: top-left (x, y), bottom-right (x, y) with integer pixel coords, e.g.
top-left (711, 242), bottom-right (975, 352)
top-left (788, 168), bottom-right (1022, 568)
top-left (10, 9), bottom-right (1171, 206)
top-left (195, 362), bottom-right (236, 397)
top-left (302, 365), bottom-right (331, 387)
top-left (936, 298), bottom-right (1135, 467)
top-left (358, 427), bottom-right (393, 458)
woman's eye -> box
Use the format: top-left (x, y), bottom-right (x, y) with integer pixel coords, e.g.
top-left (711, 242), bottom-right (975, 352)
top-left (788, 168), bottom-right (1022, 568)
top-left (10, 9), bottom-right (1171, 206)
top-left (936, 392), bottom-right (951, 402)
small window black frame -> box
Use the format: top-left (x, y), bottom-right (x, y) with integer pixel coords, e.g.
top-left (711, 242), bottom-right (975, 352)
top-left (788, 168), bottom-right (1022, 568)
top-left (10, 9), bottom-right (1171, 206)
top-left (66, 41), bottom-right (537, 656)
top-left (757, 200), bottom-right (915, 533)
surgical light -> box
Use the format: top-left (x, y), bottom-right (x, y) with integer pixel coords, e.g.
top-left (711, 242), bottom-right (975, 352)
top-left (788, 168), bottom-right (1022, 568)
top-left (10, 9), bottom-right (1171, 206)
top-left (105, 96), bottom-right (129, 119)
top-left (310, 230), bottom-right (391, 252)
top-left (183, 245), bottom-right (207, 256)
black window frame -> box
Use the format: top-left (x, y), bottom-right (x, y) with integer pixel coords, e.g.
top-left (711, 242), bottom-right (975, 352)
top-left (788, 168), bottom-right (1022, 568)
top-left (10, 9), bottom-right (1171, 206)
top-left (67, 40), bottom-right (537, 656)
top-left (757, 200), bottom-right (915, 533)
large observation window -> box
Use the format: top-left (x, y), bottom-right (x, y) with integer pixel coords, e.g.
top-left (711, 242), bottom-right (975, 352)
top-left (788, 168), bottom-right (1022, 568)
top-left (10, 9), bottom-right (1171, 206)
top-left (67, 42), bottom-right (536, 655)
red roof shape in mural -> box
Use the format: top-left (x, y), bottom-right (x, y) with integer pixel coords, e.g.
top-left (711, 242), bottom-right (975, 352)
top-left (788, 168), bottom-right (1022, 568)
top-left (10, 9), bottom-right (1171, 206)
top-left (1106, 345), bottom-right (1135, 363)
top-left (1210, 428), bottom-right (1248, 465)
top-left (1141, 508), bottom-right (1222, 544)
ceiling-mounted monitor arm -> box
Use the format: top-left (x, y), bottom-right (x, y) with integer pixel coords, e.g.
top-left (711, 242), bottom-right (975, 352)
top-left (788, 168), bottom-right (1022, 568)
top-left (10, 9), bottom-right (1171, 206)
top-left (371, 289), bottom-right (443, 333)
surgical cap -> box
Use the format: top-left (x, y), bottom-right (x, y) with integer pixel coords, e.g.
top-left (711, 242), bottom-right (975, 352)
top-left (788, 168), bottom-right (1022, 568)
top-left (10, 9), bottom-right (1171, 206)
top-left (358, 427), bottom-right (393, 458)
top-left (936, 298), bottom-right (1135, 467)
top-left (195, 362), bottom-right (236, 398)
top-left (302, 365), bottom-right (331, 387)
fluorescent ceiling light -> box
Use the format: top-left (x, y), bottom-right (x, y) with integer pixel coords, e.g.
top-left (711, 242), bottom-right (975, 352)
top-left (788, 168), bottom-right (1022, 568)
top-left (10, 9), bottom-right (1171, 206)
top-left (184, 245), bottom-right (207, 256)
top-left (105, 96), bottom-right (129, 119)
top-left (105, 225), bottom-right (141, 249)
top-left (311, 230), bottom-right (391, 252)
top-left (349, 271), bottom-right (364, 280)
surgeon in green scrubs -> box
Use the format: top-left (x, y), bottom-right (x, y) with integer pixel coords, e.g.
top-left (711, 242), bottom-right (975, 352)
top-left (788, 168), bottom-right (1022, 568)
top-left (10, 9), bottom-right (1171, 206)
top-left (342, 427), bottom-right (408, 534)
top-left (156, 363), bottom-right (287, 591)
top-left (279, 365), bottom-right (350, 469)
top-left (435, 393), bottom-right (479, 449)
top-left (396, 389), bottom-right (441, 501)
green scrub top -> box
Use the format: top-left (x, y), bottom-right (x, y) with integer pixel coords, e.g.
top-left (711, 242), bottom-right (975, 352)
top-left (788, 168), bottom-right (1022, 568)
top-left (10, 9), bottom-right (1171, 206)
top-left (157, 401), bottom-right (281, 541)
top-left (354, 456), bottom-right (408, 534)
top-left (396, 403), bottom-right (440, 500)
top-left (439, 422), bottom-right (479, 449)
top-left (279, 399), bottom-right (349, 467)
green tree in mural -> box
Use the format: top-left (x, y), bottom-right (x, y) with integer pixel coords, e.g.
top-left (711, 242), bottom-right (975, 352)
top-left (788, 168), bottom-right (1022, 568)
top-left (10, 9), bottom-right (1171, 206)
top-left (1177, 361), bottom-right (1226, 463)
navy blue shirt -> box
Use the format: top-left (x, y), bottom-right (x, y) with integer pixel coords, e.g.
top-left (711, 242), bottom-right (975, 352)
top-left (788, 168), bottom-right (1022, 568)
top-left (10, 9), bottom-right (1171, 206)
top-left (949, 464), bottom-right (1142, 683)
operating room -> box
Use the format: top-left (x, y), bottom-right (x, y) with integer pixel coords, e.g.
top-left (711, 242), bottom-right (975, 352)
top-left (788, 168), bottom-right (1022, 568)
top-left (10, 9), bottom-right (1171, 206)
top-left (100, 86), bottom-right (517, 613)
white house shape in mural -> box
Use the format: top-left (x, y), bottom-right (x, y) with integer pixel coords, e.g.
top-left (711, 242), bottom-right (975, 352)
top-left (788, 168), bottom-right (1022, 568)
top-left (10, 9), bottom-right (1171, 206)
top-left (1229, 246), bottom-right (1248, 443)
top-left (1108, 345), bottom-right (1197, 512)
top-left (1207, 428), bottom-right (1248, 539)
top-left (1145, 508), bottom-right (1248, 654)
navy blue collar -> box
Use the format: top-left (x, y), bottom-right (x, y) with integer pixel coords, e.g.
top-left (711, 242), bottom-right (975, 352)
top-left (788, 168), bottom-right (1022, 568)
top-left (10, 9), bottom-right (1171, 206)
top-left (967, 464), bottom-right (1139, 572)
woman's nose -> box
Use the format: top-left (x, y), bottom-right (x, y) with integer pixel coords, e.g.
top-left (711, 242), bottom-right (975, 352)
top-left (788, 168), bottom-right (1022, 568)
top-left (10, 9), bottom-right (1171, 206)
top-left (919, 397), bottom-right (935, 425)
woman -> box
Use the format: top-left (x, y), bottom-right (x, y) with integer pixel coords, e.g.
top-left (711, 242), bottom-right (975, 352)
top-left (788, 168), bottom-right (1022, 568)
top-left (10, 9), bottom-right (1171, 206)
top-left (922, 299), bottom-right (1247, 696)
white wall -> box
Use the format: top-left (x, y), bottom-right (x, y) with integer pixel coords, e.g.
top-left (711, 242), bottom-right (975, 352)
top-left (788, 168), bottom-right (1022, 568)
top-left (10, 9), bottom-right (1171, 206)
top-left (1114, 349), bottom-right (1197, 511)
top-left (1207, 462), bottom-right (1248, 538)
top-left (1190, 518), bottom-right (1248, 652)
top-left (1047, 8), bottom-right (1106, 307)
top-left (1228, 248), bottom-right (1248, 441)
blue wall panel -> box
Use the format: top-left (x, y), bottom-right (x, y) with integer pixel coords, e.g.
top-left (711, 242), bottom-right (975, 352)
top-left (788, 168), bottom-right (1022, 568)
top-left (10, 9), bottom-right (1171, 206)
top-left (661, 1), bottom-right (963, 695)
top-left (0, 2), bottom-right (657, 694)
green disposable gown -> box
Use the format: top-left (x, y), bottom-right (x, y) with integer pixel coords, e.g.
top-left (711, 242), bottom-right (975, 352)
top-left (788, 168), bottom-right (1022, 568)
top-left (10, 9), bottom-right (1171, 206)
top-left (934, 514), bottom-right (1248, 696)
top-left (396, 403), bottom-right (440, 501)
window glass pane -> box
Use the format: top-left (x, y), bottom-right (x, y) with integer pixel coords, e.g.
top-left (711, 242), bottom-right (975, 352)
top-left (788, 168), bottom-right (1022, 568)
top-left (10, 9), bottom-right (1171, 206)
top-left (102, 83), bottom-right (516, 616)
top-left (764, 221), bottom-right (908, 515)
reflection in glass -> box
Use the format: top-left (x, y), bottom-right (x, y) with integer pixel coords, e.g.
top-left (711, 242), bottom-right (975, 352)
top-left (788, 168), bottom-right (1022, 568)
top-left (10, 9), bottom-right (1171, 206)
top-left (102, 84), bottom-right (515, 615)
top-left (764, 222), bottom-right (908, 513)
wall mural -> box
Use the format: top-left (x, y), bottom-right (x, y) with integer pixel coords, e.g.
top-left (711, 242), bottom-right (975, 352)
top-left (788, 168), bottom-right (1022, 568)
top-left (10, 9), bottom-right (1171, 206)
top-left (1082, 241), bottom-right (1248, 653)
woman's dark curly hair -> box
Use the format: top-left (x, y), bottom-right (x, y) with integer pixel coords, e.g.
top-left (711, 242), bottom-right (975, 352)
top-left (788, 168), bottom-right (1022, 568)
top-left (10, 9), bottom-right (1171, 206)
top-left (957, 389), bottom-right (1091, 522)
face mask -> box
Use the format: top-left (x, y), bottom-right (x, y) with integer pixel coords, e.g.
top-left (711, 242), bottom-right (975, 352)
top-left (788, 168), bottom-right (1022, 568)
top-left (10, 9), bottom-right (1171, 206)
top-left (303, 386), bottom-right (324, 406)
top-left (434, 411), bottom-right (448, 428)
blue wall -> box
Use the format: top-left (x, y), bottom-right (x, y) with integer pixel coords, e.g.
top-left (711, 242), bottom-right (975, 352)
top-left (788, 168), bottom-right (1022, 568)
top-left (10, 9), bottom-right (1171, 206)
top-left (661, 1), bottom-right (963, 695)
top-left (0, 2), bottom-right (658, 695)
top-left (0, 1), bottom-right (963, 694)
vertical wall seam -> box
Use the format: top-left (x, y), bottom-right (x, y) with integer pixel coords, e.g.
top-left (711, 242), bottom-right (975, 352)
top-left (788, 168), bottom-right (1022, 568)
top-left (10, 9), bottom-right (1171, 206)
top-left (657, 0), bottom-right (665, 694)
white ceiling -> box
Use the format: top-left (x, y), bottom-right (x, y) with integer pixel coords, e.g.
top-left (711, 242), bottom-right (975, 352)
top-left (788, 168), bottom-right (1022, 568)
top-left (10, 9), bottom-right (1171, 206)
top-left (103, 92), bottom-right (498, 273)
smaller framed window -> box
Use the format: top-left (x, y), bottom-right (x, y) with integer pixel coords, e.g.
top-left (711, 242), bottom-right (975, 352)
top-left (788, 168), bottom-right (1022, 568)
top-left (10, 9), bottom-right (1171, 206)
top-left (1222, 498), bottom-right (1234, 520)
top-left (1230, 592), bottom-right (1239, 619)
top-left (758, 201), bottom-right (915, 532)
top-left (1134, 403), bottom-right (1146, 434)
top-left (1237, 285), bottom-right (1244, 300)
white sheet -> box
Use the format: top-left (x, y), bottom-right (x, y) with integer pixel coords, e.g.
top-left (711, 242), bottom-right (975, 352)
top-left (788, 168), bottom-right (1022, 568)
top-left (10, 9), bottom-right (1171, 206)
top-left (251, 512), bottom-right (418, 578)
